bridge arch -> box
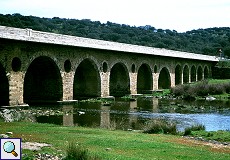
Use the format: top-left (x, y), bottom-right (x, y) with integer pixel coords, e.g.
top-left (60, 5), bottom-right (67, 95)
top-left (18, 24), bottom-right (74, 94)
top-left (204, 66), bottom-right (209, 79)
top-left (197, 66), bottom-right (203, 81)
top-left (137, 63), bottom-right (153, 93)
top-left (191, 65), bottom-right (196, 82)
top-left (109, 62), bottom-right (130, 96)
top-left (183, 65), bottom-right (189, 84)
top-left (24, 56), bottom-right (63, 104)
top-left (175, 64), bottom-right (182, 85)
top-left (158, 67), bottom-right (171, 89)
top-left (73, 58), bottom-right (101, 99)
top-left (0, 63), bottom-right (9, 106)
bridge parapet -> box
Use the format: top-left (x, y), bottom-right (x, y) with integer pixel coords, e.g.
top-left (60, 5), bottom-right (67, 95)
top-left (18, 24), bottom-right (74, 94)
top-left (0, 25), bottom-right (218, 62)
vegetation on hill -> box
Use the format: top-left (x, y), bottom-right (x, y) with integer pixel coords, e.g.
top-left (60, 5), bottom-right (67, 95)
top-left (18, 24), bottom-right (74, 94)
top-left (1, 13), bottom-right (230, 57)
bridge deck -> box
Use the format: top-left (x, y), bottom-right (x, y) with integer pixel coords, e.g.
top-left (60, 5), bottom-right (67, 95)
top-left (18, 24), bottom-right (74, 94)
top-left (0, 25), bottom-right (218, 62)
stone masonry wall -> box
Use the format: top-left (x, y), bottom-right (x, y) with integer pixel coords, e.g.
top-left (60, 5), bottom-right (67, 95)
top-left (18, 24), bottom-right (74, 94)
top-left (0, 38), bottom-right (217, 106)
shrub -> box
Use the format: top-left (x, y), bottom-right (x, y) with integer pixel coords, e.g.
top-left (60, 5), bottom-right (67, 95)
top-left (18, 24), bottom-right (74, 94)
top-left (143, 119), bottom-right (177, 135)
top-left (64, 142), bottom-right (101, 160)
top-left (171, 85), bottom-right (185, 96)
top-left (196, 83), bottom-right (209, 96)
top-left (224, 82), bottom-right (230, 93)
top-left (183, 128), bottom-right (192, 136)
top-left (183, 124), bottom-right (205, 136)
top-left (172, 80), bottom-right (230, 99)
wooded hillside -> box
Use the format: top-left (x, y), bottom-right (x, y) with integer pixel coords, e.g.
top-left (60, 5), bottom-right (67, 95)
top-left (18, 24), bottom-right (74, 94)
top-left (1, 13), bottom-right (230, 57)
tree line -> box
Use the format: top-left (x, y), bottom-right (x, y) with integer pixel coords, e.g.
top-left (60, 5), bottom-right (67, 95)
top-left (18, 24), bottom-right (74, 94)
top-left (1, 13), bottom-right (230, 57)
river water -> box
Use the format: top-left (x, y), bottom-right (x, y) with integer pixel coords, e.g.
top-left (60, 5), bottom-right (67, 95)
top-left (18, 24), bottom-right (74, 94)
top-left (1, 97), bottom-right (230, 131)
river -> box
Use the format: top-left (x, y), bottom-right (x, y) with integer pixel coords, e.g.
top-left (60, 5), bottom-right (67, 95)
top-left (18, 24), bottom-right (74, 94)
top-left (4, 97), bottom-right (226, 132)
top-left (1, 97), bottom-right (230, 131)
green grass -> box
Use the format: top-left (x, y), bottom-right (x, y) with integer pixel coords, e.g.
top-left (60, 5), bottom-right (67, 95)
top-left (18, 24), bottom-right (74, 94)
top-left (207, 79), bottom-right (230, 84)
top-left (190, 130), bottom-right (230, 142)
top-left (1, 122), bottom-right (230, 160)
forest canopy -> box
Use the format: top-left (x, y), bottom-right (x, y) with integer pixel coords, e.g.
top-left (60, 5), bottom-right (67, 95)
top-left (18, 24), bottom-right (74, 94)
top-left (1, 13), bottom-right (230, 57)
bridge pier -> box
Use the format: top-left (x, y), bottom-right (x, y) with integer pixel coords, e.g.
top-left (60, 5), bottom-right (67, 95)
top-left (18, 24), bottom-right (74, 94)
top-left (62, 72), bottom-right (74, 100)
top-left (153, 73), bottom-right (159, 90)
top-left (170, 72), bottom-right (175, 88)
top-left (100, 72), bottom-right (110, 97)
top-left (129, 72), bottom-right (137, 94)
top-left (8, 72), bottom-right (25, 106)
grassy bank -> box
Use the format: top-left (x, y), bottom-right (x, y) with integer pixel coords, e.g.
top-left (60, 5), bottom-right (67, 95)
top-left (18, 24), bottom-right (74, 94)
top-left (171, 79), bottom-right (230, 100)
top-left (0, 122), bottom-right (230, 159)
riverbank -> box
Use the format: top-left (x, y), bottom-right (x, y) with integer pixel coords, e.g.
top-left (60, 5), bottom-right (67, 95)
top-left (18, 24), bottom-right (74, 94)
top-left (0, 122), bottom-right (230, 159)
top-left (170, 79), bottom-right (230, 100)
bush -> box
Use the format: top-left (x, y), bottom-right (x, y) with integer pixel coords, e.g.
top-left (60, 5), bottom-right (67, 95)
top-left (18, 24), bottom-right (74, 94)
top-left (64, 142), bottom-right (101, 160)
top-left (171, 85), bottom-right (185, 96)
top-left (143, 119), bottom-right (177, 135)
top-left (224, 82), bottom-right (230, 93)
top-left (183, 124), bottom-right (205, 136)
top-left (172, 80), bottom-right (230, 99)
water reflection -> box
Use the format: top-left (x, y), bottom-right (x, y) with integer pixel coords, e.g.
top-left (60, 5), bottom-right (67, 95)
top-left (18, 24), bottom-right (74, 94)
top-left (1, 97), bottom-right (230, 131)
top-left (62, 105), bottom-right (74, 126)
top-left (100, 106), bottom-right (110, 128)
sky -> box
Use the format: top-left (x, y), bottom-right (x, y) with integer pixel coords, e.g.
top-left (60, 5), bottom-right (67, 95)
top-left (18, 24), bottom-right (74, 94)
top-left (0, 0), bottom-right (230, 32)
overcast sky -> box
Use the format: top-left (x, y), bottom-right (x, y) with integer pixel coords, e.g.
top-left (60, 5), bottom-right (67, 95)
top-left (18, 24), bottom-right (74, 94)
top-left (0, 0), bottom-right (229, 32)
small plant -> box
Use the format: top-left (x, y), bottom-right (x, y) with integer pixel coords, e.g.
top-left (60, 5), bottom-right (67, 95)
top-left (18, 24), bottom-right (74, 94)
top-left (64, 142), bottom-right (101, 160)
top-left (183, 124), bottom-right (205, 136)
top-left (171, 79), bottom-right (230, 99)
top-left (143, 119), bottom-right (177, 135)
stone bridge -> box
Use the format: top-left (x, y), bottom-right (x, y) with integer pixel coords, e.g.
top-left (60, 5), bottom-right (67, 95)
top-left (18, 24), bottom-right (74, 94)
top-left (0, 26), bottom-right (218, 106)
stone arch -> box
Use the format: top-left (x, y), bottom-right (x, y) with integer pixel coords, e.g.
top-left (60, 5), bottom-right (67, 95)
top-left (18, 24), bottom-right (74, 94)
top-left (24, 51), bottom-right (62, 72)
top-left (109, 59), bottom-right (130, 73)
top-left (183, 65), bottom-right (189, 84)
top-left (137, 63), bottom-right (153, 94)
top-left (204, 66), bottom-right (209, 79)
top-left (73, 58), bottom-right (101, 99)
top-left (24, 56), bottom-right (63, 105)
top-left (175, 64), bottom-right (182, 85)
top-left (191, 65), bottom-right (196, 82)
top-left (197, 66), bottom-right (203, 81)
top-left (109, 62), bottom-right (130, 96)
top-left (0, 63), bottom-right (9, 106)
top-left (73, 55), bottom-right (101, 72)
top-left (158, 67), bottom-right (171, 89)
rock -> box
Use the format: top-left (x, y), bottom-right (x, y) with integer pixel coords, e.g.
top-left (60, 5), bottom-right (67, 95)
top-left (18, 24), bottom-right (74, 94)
top-left (22, 142), bottom-right (52, 151)
top-left (34, 153), bottom-right (61, 160)
top-left (0, 134), bottom-right (9, 138)
top-left (78, 111), bottom-right (85, 115)
top-left (223, 142), bottom-right (229, 145)
top-left (6, 132), bottom-right (13, 135)
top-left (205, 96), bottom-right (216, 101)
top-left (105, 148), bottom-right (112, 151)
